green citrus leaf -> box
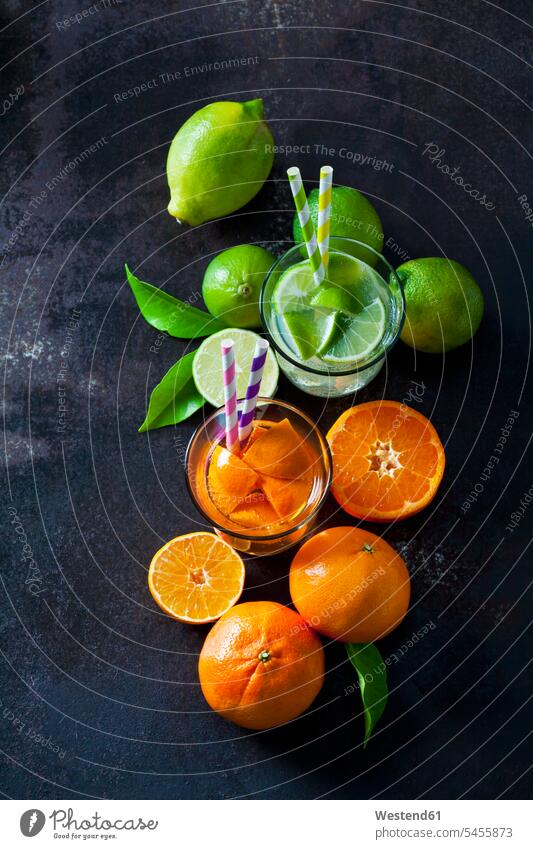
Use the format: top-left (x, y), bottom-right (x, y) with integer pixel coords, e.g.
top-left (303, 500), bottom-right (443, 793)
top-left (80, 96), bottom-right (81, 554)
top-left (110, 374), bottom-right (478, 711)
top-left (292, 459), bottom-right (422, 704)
top-left (139, 351), bottom-right (205, 432)
top-left (126, 264), bottom-right (226, 339)
top-left (346, 642), bottom-right (388, 747)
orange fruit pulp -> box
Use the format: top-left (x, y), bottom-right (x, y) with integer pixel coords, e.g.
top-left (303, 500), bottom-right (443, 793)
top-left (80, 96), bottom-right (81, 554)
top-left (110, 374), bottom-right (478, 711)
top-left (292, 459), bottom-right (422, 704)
top-left (148, 532), bottom-right (245, 624)
top-left (199, 601), bottom-right (325, 729)
top-left (200, 418), bottom-right (321, 533)
top-left (327, 400), bottom-right (445, 521)
top-left (290, 526), bottom-right (410, 643)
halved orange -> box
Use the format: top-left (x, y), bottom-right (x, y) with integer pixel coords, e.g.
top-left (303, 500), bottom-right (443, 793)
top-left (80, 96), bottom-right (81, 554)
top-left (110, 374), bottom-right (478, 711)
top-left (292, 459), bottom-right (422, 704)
top-left (148, 532), bottom-right (245, 623)
top-left (327, 401), bottom-right (445, 522)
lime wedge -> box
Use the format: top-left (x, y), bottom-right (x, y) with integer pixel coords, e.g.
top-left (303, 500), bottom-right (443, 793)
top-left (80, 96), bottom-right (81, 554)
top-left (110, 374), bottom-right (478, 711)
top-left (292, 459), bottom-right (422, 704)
top-left (193, 328), bottom-right (279, 407)
top-left (283, 308), bottom-right (338, 360)
top-left (272, 260), bottom-right (316, 313)
top-left (320, 299), bottom-right (387, 363)
top-left (310, 284), bottom-right (362, 315)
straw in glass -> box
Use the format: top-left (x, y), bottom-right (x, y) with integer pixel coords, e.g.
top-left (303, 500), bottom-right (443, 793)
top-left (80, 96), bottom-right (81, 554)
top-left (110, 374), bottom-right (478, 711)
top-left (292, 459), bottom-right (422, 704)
top-left (317, 165), bottom-right (333, 271)
top-left (238, 338), bottom-right (269, 446)
top-left (287, 166), bottom-right (325, 286)
top-left (220, 339), bottom-right (239, 453)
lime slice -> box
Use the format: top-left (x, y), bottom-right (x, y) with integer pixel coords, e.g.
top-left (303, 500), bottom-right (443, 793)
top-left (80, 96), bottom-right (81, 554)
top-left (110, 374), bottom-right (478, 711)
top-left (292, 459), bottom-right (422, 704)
top-left (283, 308), bottom-right (337, 360)
top-left (272, 260), bottom-right (316, 313)
top-left (193, 329), bottom-right (279, 407)
top-left (320, 299), bottom-right (387, 363)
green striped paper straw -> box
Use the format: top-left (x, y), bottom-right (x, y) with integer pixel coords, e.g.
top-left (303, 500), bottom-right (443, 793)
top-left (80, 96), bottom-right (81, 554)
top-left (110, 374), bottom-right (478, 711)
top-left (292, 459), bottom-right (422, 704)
top-left (287, 166), bottom-right (325, 286)
top-left (317, 165), bottom-right (333, 270)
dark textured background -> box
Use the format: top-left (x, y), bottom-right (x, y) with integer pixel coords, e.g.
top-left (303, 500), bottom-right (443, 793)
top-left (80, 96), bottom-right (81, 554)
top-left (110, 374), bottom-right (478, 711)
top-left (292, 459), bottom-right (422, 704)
top-left (1, 0), bottom-right (531, 800)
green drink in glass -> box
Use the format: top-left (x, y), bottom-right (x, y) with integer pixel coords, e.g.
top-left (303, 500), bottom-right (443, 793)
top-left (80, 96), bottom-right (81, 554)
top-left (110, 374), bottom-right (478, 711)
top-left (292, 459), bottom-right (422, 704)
top-left (260, 237), bottom-right (405, 398)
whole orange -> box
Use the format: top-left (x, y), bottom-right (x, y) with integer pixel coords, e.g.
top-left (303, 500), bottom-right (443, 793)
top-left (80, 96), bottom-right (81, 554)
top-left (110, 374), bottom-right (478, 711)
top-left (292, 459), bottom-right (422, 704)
top-left (289, 527), bottom-right (410, 643)
top-left (198, 601), bottom-right (324, 729)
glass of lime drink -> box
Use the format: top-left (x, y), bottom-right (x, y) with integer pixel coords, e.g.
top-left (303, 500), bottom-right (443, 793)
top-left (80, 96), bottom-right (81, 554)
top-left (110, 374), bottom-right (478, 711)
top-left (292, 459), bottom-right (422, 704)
top-left (260, 237), bottom-right (405, 398)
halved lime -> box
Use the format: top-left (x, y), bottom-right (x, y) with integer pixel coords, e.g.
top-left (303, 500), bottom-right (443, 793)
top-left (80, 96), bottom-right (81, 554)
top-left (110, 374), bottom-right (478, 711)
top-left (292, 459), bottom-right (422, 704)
top-left (320, 299), bottom-right (387, 363)
top-left (283, 308), bottom-right (337, 360)
top-left (193, 328), bottom-right (279, 407)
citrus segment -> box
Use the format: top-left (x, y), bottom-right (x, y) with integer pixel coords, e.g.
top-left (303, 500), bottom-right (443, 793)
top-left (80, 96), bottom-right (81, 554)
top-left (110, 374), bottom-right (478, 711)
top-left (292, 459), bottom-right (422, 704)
top-left (272, 260), bottom-right (316, 313)
top-left (310, 286), bottom-right (357, 315)
top-left (320, 299), bottom-right (386, 362)
top-left (243, 418), bottom-right (309, 479)
top-left (199, 601), bottom-right (325, 729)
top-left (229, 497), bottom-right (279, 529)
top-left (207, 446), bottom-right (258, 514)
top-left (327, 401), bottom-right (445, 521)
top-left (242, 422), bottom-right (269, 450)
top-left (148, 532), bottom-right (245, 624)
top-left (283, 308), bottom-right (337, 360)
top-left (260, 473), bottom-right (312, 520)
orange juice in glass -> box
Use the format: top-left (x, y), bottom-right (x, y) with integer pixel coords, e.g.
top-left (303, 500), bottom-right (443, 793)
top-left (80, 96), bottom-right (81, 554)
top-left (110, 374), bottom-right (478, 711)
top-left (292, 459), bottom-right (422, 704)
top-left (186, 399), bottom-right (331, 556)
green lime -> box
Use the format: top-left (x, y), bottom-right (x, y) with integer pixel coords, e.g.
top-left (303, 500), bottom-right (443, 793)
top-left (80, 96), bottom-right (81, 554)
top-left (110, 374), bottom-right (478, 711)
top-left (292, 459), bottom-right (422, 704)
top-left (202, 244), bottom-right (274, 329)
top-left (167, 99), bottom-right (274, 226)
top-left (193, 328), bottom-right (279, 407)
top-left (396, 258), bottom-right (484, 353)
top-left (320, 300), bottom-right (386, 363)
top-left (283, 308), bottom-right (338, 360)
top-left (293, 185), bottom-right (384, 266)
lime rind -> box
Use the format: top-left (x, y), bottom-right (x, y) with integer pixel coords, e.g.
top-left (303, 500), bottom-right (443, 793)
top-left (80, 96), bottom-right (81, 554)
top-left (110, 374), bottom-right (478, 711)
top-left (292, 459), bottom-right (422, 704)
top-left (193, 328), bottom-right (279, 406)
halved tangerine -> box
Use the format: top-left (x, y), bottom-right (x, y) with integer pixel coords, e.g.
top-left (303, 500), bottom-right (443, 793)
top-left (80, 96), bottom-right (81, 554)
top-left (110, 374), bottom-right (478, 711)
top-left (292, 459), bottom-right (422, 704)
top-left (148, 532), bottom-right (245, 624)
top-left (327, 401), bottom-right (445, 521)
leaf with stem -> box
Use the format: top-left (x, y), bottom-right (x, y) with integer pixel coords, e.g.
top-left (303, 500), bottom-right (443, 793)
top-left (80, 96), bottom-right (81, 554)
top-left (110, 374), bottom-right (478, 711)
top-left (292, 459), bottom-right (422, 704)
top-left (126, 264), bottom-right (226, 339)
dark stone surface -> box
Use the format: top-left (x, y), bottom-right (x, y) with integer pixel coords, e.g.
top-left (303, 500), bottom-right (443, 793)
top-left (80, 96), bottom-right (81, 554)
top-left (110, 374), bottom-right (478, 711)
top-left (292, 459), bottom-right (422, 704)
top-left (1, 0), bottom-right (531, 800)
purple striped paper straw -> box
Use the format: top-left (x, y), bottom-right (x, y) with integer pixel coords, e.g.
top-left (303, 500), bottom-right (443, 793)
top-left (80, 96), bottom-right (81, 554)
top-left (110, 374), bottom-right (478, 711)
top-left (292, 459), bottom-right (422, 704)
top-left (221, 339), bottom-right (239, 453)
top-left (238, 338), bottom-right (269, 446)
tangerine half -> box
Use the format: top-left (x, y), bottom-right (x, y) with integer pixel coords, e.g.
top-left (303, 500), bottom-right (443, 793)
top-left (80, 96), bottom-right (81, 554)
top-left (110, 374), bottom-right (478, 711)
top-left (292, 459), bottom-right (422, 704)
top-left (327, 401), bottom-right (445, 522)
top-left (148, 532), bottom-right (245, 624)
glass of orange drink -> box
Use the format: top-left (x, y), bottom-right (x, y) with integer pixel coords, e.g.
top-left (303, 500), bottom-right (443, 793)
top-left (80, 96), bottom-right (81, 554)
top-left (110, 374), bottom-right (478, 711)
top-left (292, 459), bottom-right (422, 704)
top-left (186, 398), bottom-right (331, 556)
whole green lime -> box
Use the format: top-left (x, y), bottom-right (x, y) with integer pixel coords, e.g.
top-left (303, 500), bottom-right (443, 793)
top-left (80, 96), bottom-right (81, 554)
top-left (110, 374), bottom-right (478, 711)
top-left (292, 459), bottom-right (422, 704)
top-left (202, 244), bottom-right (275, 329)
top-left (396, 257), bottom-right (484, 353)
top-left (167, 99), bottom-right (274, 226)
top-left (293, 185), bottom-right (383, 266)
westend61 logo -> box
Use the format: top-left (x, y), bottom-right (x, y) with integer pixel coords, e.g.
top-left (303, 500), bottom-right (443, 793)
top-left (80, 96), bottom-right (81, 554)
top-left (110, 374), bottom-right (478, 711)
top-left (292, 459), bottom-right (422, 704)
top-left (20, 807), bottom-right (158, 837)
